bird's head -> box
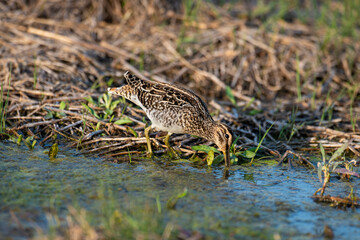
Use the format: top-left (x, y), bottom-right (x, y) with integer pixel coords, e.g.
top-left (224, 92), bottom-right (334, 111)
top-left (212, 122), bottom-right (233, 168)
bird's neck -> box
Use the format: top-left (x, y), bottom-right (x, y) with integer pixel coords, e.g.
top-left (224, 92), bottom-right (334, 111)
top-left (196, 120), bottom-right (217, 141)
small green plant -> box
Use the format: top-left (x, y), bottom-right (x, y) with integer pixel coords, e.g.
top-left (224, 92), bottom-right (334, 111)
top-left (225, 85), bottom-right (236, 106)
top-left (156, 195), bottom-right (162, 214)
top-left (166, 188), bottom-right (188, 210)
top-left (8, 134), bottom-right (23, 145)
top-left (279, 106), bottom-right (300, 142)
top-left (350, 104), bottom-right (356, 132)
top-left (191, 145), bottom-right (222, 166)
top-left (252, 0), bottom-right (273, 18)
top-left (250, 124), bottom-right (273, 165)
top-left (45, 101), bottom-right (67, 119)
top-left (191, 136), bottom-right (241, 166)
top-left (83, 93), bottom-right (123, 121)
top-left (126, 126), bottom-right (138, 137)
top-left (191, 145), bottom-right (220, 154)
top-left (320, 87), bottom-right (346, 124)
top-left (99, 93), bottom-right (122, 119)
top-left (0, 64), bottom-right (11, 136)
top-left (106, 77), bottom-right (114, 87)
top-left (0, 84), bottom-right (7, 134)
top-left (114, 117), bottom-right (133, 125)
top-left (295, 52), bottom-right (302, 102)
top-left (16, 134), bottom-right (22, 145)
top-left (139, 51), bottom-right (145, 72)
top-left (348, 185), bottom-right (357, 204)
top-left (255, 0), bottom-right (289, 31)
top-left (176, 0), bottom-right (201, 50)
top-left (24, 136), bottom-right (37, 150)
top-left (243, 97), bottom-right (255, 111)
top-left (76, 119), bottom-right (87, 150)
top-left (89, 122), bottom-right (102, 131)
top-left (310, 91), bottom-right (316, 111)
top-left (127, 147), bottom-right (132, 164)
top-left (349, 85), bottom-right (359, 132)
top-left (315, 141), bottom-right (351, 196)
top-left (81, 102), bottom-right (100, 119)
top-left (48, 142), bottom-right (59, 160)
top-left (206, 150), bottom-right (215, 166)
top-left (236, 147), bottom-right (256, 160)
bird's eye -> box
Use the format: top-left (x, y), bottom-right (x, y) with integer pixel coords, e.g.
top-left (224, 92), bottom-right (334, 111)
top-left (225, 134), bottom-right (229, 139)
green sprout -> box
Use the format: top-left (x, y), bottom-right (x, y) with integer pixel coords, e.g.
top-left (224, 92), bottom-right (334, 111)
top-left (315, 141), bottom-right (351, 196)
top-left (0, 64), bottom-right (11, 136)
top-left (24, 136), bottom-right (37, 150)
top-left (48, 142), bottom-right (59, 160)
top-left (83, 93), bottom-right (122, 120)
top-left (250, 124), bottom-right (273, 165)
top-left (166, 188), bottom-right (188, 210)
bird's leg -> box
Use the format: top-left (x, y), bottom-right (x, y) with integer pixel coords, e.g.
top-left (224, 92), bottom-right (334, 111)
top-left (144, 126), bottom-right (153, 157)
top-left (164, 133), bottom-right (179, 158)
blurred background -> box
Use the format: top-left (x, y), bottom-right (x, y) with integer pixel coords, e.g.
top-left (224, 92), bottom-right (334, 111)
top-left (1, 0), bottom-right (359, 102)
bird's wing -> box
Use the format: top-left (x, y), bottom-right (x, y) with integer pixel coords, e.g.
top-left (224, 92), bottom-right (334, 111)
top-left (124, 72), bottom-right (212, 120)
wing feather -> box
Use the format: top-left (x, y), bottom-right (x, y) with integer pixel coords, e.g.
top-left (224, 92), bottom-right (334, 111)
top-left (123, 72), bottom-right (212, 121)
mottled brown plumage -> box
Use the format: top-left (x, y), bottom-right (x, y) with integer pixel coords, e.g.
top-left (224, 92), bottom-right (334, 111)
top-left (108, 71), bottom-right (233, 167)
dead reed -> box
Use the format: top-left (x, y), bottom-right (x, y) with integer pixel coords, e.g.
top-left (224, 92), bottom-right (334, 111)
top-left (0, 0), bottom-right (359, 166)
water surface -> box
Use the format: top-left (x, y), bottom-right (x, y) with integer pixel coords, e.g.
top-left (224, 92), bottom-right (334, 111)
top-left (1, 142), bottom-right (359, 239)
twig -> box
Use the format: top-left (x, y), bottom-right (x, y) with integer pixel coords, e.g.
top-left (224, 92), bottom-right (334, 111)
top-left (58, 120), bottom-right (83, 131)
top-left (14, 118), bottom-right (67, 129)
top-left (44, 106), bottom-right (128, 131)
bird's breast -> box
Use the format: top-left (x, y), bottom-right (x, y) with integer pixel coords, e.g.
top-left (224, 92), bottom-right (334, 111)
top-left (146, 108), bottom-right (186, 134)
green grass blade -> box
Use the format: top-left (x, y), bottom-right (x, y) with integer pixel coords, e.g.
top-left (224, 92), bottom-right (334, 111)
top-left (156, 195), bottom-right (161, 214)
top-left (1, 64), bottom-right (12, 133)
top-left (295, 51), bottom-right (302, 102)
top-left (319, 143), bottom-right (326, 162)
top-left (317, 162), bottom-right (323, 183)
top-left (59, 101), bottom-right (66, 110)
top-left (225, 86), bottom-right (236, 106)
top-left (0, 82), bottom-right (4, 132)
top-left (230, 135), bottom-right (240, 153)
top-left (206, 150), bottom-right (215, 166)
top-left (48, 142), bottom-right (59, 160)
top-left (250, 124), bottom-right (273, 164)
top-left (166, 188), bottom-right (188, 210)
top-left (127, 127), bottom-right (138, 137)
top-left (81, 103), bottom-right (100, 119)
top-left (114, 119), bottom-right (133, 125)
top-left (329, 141), bottom-right (350, 163)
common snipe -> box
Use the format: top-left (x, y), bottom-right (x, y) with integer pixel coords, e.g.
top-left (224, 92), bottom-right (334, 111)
top-left (108, 72), bottom-right (233, 167)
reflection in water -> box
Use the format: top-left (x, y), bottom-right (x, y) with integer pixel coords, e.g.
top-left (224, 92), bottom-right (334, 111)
top-left (243, 173), bottom-right (255, 182)
top-left (222, 168), bottom-right (229, 179)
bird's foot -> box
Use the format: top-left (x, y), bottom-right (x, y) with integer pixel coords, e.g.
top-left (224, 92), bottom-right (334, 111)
top-left (146, 140), bottom-right (154, 158)
top-left (167, 146), bottom-right (180, 159)
top-left (146, 150), bottom-right (154, 158)
top-left (164, 133), bottom-right (180, 159)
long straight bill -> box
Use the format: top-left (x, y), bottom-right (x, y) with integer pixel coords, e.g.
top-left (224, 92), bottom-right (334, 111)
top-left (223, 149), bottom-right (230, 168)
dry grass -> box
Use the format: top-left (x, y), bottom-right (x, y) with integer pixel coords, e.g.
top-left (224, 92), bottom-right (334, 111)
top-left (0, 0), bottom-right (359, 163)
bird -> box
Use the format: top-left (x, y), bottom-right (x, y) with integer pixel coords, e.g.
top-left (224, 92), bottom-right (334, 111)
top-left (108, 71), bottom-right (233, 167)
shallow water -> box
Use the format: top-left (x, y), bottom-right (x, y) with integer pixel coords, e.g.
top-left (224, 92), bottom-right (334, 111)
top-left (0, 142), bottom-right (359, 239)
